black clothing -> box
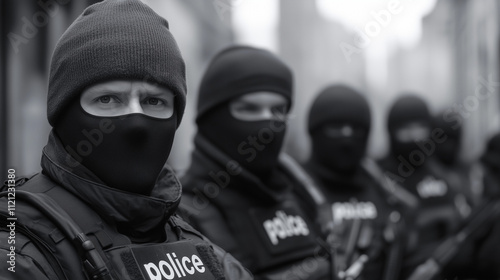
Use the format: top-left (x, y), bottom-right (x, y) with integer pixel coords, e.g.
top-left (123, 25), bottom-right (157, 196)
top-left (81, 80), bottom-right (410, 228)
top-left (387, 95), bottom-right (430, 133)
top-left (379, 95), bottom-right (465, 278)
top-left (303, 160), bottom-right (403, 280)
top-left (55, 102), bottom-right (177, 195)
top-left (432, 111), bottom-right (462, 166)
top-left (0, 132), bottom-right (252, 280)
top-left (308, 85), bottom-right (370, 134)
top-left (307, 85), bottom-right (370, 174)
top-left (305, 85), bottom-right (406, 280)
top-left (179, 135), bottom-right (331, 279)
top-left (48, 0), bottom-right (187, 128)
top-left (198, 104), bottom-right (286, 179)
top-left (196, 46), bottom-right (293, 122)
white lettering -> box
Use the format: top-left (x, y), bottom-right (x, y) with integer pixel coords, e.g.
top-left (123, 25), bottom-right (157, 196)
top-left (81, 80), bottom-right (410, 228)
top-left (332, 201), bottom-right (378, 222)
top-left (416, 176), bottom-right (448, 198)
top-left (143, 253), bottom-right (206, 280)
top-left (263, 211), bottom-right (310, 245)
top-left (181, 257), bottom-right (194, 274)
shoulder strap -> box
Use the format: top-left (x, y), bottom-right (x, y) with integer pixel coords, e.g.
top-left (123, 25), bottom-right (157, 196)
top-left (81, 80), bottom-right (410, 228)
top-left (361, 158), bottom-right (419, 209)
top-left (26, 175), bottom-right (130, 248)
top-left (0, 174), bottom-right (115, 280)
top-left (279, 153), bottom-right (326, 206)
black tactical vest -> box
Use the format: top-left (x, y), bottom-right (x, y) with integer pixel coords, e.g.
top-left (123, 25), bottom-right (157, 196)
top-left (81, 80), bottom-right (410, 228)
top-left (0, 174), bottom-right (225, 280)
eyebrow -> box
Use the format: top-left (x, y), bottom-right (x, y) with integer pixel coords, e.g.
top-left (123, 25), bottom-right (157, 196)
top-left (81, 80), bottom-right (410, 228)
top-left (87, 89), bottom-right (128, 96)
top-left (141, 91), bottom-right (174, 97)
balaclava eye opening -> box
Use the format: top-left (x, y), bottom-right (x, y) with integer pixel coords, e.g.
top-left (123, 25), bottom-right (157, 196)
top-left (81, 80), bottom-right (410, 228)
top-left (308, 85), bottom-right (371, 175)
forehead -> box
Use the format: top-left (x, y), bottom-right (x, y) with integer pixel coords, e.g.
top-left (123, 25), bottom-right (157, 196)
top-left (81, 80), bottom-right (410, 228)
top-left (235, 92), bottom-right (287, 105)
top-left (82, 80), bottom-right (171, 95)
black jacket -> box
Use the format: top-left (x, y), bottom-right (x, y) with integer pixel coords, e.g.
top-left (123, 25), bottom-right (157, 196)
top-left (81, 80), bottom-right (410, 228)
top-left (179, 134), bottom-right (331, 280)
top-left (378, 155), bottom-right (464, 277)
top-left (303, 159), bottom-right (405, 280)
top-left (0, 131), bottom-right (252, 280)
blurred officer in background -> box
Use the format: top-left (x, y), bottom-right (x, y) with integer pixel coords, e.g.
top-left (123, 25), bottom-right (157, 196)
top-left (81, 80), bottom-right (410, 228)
top-left (304, 85), bottom-right (407, 280)
top-left (410, 133), bottom-right (500, 280)
top-left (179, 46), bottom-right (332, 280)
top-left (480, 133), bottom-right (500, 194)
top-left (377, 95), bottom-right (466, 279)
top-left (432, 111), bottom-right (482, 207)
top-left (0, 1), bottom-right (251, 279)
top-left (471, 133), bottom-right (500, 279)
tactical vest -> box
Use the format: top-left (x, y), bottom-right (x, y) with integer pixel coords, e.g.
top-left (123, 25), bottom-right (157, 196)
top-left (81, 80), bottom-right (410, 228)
top-left (0, 174), bottom-right (225, 280)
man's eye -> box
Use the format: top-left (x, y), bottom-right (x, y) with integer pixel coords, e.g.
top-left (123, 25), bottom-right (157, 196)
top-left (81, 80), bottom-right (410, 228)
top-left (99, 96), bottom-right (111, 103)
top-left (96, 95), bottom-right (119, 104)
top-left (238, 104), bottom-right (259, 112)
top-left (145, 97), bottom-right (164, 106)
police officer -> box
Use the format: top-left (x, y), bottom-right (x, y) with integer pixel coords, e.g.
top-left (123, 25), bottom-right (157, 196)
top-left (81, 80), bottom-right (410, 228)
top-left (0, 1), bottom-right (251, 279)
top-left (472, 133), bottom-right (500, 279)
top-left (304, 85), bottom-right (406, 280)
top-left (412, 133), bottom-right (500, 280)
top-left (377, 95), bottom-right (464, 278)
top-left (179, 46), bottom-right (331, 279)
top-left (432, 111), bottom-right (480, 208)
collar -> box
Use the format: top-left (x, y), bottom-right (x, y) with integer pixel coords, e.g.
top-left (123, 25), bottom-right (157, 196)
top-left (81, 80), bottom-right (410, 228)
top-left (184, 133), bottom-right (291, 204)
top-left (41, 130), bottom-right (181, 241)
top-left (305, 160), bottom-right (365, 192)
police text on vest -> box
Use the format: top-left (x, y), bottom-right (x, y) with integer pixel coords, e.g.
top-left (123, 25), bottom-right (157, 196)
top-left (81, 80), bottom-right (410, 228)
top-left (143, 253), bottom-right (205, 280)
top-left (263, 211), bottom-right (310, 245)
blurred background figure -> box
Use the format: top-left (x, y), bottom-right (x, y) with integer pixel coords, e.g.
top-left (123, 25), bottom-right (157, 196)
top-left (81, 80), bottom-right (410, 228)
top-left (3, 0), bottom-right (500, 183)
top-left (470, 133), bottom-right (500, 279)
top-left (3, 0), bottom-right (500, 278)
top-left (178, 46), bottom-right (331, 279)
top-left (432, 110), bottom-right (485, 207)
top-left (303, 84), bottom-right (407, 280)
top-left (377, 95), bottom-right (466, 279)
top-left (433, 111), bottom-right (463, 167)
top-left (480, 133), bottom-right (500, 194)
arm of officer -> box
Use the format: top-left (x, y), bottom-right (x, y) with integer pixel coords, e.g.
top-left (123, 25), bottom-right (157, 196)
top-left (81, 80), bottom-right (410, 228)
top-left (0, 230), bottom-right (60, 280)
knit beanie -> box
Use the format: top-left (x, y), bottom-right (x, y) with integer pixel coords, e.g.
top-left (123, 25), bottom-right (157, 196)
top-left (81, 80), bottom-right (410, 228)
top-left (196, 46), bottom-right (293, 122)
top-left (388, 95), bottom-right (430, 132)
top-left (47, 0), bottom-right (186, 127)
top-left (308, 84), bottom-right (371, 134)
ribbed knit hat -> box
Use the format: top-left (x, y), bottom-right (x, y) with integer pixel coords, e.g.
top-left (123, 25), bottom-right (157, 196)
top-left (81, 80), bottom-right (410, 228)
top-left (308, 85), bottom-right (370, 134)
top-left (47, 0), bottom-right (186, 127)
top-left (387, 95), bottom-right (430, 132)
top-left (196, 45), bottom-right (293, 122)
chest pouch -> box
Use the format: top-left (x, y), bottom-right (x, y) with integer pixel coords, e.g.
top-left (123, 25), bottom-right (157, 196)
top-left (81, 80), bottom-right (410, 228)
top-left (106, 239), bottom-right (219, 280)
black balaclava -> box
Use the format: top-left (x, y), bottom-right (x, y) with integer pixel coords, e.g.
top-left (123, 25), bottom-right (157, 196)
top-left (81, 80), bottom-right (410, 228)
top-left (481, 133), bottom-right (500, 173)
top-left (387, 95), bottom-right (431, 158)
top-left (433, 111), bottom-right (462, 166)
top-left (196, 46), bottom-right (293, 179)
top-left (56, 101), bottom-right (177, 195)
top-left (308, 85), bottom-right (371, 175)
top-left (47, 0), bottom-right (187, 195)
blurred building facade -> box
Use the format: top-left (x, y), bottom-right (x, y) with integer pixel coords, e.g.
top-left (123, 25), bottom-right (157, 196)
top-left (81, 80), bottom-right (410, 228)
top-left (1, 0), bottom-right (101, 182)
top-left (0, 0), bottom-right (234, 181)
top-left (1, 0), bottom-right (500, 181)
top-left (387, 0), bottom-right (500, 161)
top-left (278, 0), bottom-right (500, 162)
top-left (279, 0), bottom-right (368, 162)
